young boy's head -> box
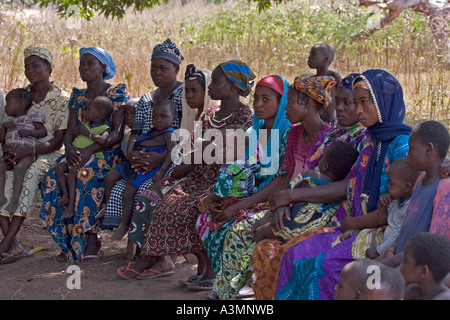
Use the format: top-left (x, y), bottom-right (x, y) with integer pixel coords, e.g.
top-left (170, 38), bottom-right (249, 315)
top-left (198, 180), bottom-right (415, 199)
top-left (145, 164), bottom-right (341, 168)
top-left (407, 120), bottom-right (449, 172)
top-left (5, 88), bottom-right (33, 117)
top-left (318, 140), bottom-right (359, 181)
top-left (152, 99), bottom-right (176, 132)
top-left (124, 97), bottom-right (139, 128)
top-left (358, 265), bottom-right (405, 300)
top-left (386, 158), bottom-right (418, 201)
top-left (85, 96), bottom-right (114, 124)
top-left (334, 260), bottom-right (383, 300)
top-left (307, 44), bottom-right (335, 70)
top-left (401, 232), bottom-right (450, 287)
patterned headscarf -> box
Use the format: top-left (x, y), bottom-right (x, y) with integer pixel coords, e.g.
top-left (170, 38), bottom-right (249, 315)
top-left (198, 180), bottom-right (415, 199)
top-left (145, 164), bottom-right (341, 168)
top-left (24, 45), bottom-right (54, 68)
top-left (338, 73), bottom-right (361, 91)
top-left (79, 47), bottom-right (116, 80)
top-left (218, 60), bottom-right (256, 97)
top-left (185, 63), bottom-right (205, 85)
top-left (152, 38), bottom-right (184, 66)
top-left (293, 75), bottom-right (336, 106)
top-left (181, 64), bottom-right (215, 134)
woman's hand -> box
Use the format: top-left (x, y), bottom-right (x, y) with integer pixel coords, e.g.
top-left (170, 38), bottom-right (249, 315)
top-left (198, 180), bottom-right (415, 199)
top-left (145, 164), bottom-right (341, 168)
top-left (129, 150), bottom-right (166, 173)
top-left (440, 159), bottom-right (450, 178)
top-left (5, 144), bottom-right (33, 165)
top-left (171, 164), bottom-right (195, 179)
top-left (271, 206), bottom-right (290, 233)
top-left (268, 189), bottom-right (292, 213)
top-left (209, 203), bottom-right (236, 224)
top-left (64, 145), bottom-right (82, 167)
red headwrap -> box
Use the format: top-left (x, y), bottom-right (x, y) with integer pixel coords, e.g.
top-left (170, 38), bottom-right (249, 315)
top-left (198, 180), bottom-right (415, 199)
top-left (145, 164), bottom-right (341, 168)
top-left (256, 75), bottom-right (284, 95)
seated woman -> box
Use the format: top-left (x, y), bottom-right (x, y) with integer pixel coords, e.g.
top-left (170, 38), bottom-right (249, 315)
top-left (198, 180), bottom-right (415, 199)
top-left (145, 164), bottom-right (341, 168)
top-left (194, 75), bottom-right (292, 290)
top-left (251, 73), bottom-right (370, 299)
top-left (116, 60), bottom-right (255, 280)
top-left (126, 63), bottom-right (215, 258)
top-left (0, 46), bottom-right (69, 264)
top-left (40, 47), bottom-right (129, 262)
top-left (212, 75), bottom-right (337, 300)
top-left (269, 69), bottom-right (412, 300)
top-left (101, 38), bottom-right (184, 230)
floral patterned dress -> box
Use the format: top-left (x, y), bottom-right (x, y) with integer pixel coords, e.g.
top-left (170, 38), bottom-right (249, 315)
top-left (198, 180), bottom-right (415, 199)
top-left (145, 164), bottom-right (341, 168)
top-left (40, 83), bottom-right (129, 261)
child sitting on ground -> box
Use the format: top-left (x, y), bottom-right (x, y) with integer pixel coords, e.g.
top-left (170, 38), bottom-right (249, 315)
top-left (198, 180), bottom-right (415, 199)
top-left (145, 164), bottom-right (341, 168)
top-left (198, 125), bottom-right (259, 230)
top-left (307, 43), bottom-right (342, 126)
top-left (0, 88), bottom-right (47, 213)
top-left (358, 264), bottom-right (405, 300)
top-left (254, 140), bottom-right (359, 243)
top-left (56, 96), bottom-right (113, 219)
top-left (104, 99), bottom-right (177, 240)
top-left (401, 232), bottom-right (450, 300)
top-left (334, 259), bottom-right (383, 300)
top-left (341, 158), bottom-right (419, 259)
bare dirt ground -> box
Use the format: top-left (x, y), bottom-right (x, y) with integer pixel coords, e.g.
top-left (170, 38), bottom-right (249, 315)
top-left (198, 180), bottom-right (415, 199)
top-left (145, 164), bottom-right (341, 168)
top-left (0, 196), bottom-right (214, 301)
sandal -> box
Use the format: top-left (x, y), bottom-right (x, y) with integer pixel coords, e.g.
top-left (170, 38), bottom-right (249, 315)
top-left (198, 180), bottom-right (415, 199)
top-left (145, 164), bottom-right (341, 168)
top-left (179, 274), bottom-right (202, 286)
top-left (117, 262), bottom-right (141, 280)
top-left (187, 278), bottom-right (215, 291)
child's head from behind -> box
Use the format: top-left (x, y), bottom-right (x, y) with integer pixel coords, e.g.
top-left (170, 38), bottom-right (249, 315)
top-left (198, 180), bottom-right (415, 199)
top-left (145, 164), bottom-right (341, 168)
top-left (358, 265), bottom-right (405, 300)
top-left (124, 98), bottom-right (139, 128)
top-left (407, 120), bottom-right (449, 172)
top-left (5, 88), bottom-right (33, 117)
top-left (152, 99), bottom-right (176, 131)
top-left (401, 232), bottom-right (450, 286)
top-left (386, 158), bottom-right (418, 201)
top-left (307, 44), bottom-right (335, 70)
top-left (85, 96), bottom-right (114, 124)
top-left (319, 141), bottom-right (359, 182)
top-left (334, 260), bottom-right (382, 300)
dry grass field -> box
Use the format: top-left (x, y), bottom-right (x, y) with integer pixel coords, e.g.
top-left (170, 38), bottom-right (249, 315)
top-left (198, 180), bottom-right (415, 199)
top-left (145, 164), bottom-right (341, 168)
top-left (0, 0), bottom-right (448, 129)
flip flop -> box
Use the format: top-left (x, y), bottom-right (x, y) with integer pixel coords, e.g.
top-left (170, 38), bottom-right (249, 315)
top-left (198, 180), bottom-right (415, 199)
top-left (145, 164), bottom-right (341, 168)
top-left (137, 269), bottom-right (175, 280)
top-left (0, 252), bottom-right (25, 265)
top-left (117, 262), bottom-right (141, 280)
top-left (187, 278), bottom-right (215, 291)
top-left (179, 274), bottom-right (202, 286)
top-left (79, 250), bottom-right (104, 264)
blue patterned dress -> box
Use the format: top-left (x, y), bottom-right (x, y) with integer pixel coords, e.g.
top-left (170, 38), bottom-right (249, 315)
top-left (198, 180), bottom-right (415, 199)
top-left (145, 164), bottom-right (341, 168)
top-left (40, 83), bottom-right (129, 261)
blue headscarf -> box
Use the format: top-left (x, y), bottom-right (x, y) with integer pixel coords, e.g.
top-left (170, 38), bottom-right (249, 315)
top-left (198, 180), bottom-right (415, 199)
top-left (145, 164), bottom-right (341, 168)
top-left (353, 69), bottom-right (412, 212)
top-left (79, 47), bottom-right (116, 80)
top-left (246, 75), bottom-right (291, 190)
top-left (339, 73), bottom-right (360, 91)
top-left (218, 60), bottom-right (256, 97)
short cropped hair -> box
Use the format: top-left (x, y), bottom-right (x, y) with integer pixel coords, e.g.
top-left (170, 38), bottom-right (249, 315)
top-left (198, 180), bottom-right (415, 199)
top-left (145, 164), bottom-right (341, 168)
top-left (408, 232), bottom-right (450, 282)
top-left (388, 157), bottom-right (418, 185)
top-left (91, 96), bottom-right (114, 118)
top-left (322, 140), bottom-right (359, 181)
top-left (153, 98), bottom-right (176, 116)
top-left (412, 120), bottom-right (449, 160)
top-left (6, 88), bottom-right (33, 109)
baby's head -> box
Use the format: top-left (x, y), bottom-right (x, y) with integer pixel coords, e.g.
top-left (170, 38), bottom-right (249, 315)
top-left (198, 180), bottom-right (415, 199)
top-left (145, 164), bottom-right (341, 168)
top-left (407, 120), bottom-right (449, 172)
top-left (5, 88), bottom-right (33, 117)
top-left (318, 140), bottom-right (359, 182)
top-left (85, 96), bottom-right (114, 124)
top-left (152, 99), bottom-right (176, 132)
top-left (307, 43), bottom-right (335, 70)
top-left (358, 265), bottom-right (405, 300)
top-left (401, 232), bottom-right (450, 286)
top-left (124, 98), bottom-right (139, 129)
top-left (386, 158), bottom-right (418, 201)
